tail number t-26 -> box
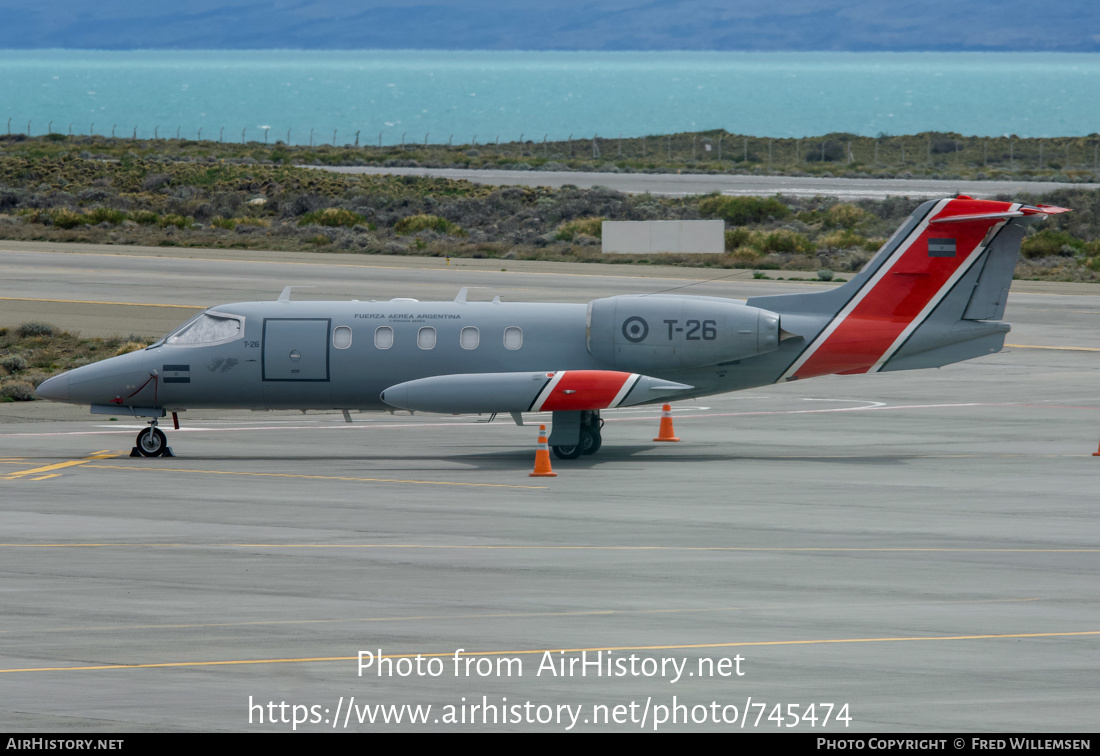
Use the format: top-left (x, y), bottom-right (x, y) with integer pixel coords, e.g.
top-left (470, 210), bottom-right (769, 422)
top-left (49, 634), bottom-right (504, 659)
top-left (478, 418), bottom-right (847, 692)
top-left (665, 319), bottom-right (717, 340)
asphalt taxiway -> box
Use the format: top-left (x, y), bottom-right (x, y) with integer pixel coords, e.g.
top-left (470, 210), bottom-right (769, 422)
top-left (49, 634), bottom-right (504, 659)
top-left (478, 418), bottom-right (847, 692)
top-left (1, 243), bottom-right (1098, 732)
top-left (314, 165), bottom-right (1099, 200)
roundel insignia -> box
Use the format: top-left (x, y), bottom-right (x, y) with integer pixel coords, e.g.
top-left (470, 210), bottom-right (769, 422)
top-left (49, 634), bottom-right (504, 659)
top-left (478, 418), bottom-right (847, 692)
top-left (621, 316), bottom-right (649, 343)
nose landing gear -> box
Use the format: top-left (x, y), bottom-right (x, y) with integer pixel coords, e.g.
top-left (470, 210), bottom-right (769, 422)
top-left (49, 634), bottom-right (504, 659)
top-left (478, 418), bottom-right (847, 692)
top-left (131, 419), bottom-right (175, 458)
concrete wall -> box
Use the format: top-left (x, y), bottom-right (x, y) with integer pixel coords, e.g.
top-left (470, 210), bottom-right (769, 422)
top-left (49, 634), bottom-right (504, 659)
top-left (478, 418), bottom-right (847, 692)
top-left (602, 220), bottom-right (725, 254)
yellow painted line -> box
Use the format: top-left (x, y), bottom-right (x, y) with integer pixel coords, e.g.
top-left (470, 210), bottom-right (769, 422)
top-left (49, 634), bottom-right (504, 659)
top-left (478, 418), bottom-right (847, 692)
top-left (28, 474), bottom-right (62, 481)
top-left (235, 544), bottom-right (1100, 552)
top-left (2, 451), bottom-right (121, 480)
top-left (0, 296), bottom-right (203, 310)
top-left (83, 464), bottom-right (546, 490)
top-left (0, 599), bottom-right (1042, 637)
top-left (4, 630), bottom-right (1097, 673)
top-left (2, 543), bottom-right (1095, 553)
top-left (1005, 343), bottom-right (1100, 352)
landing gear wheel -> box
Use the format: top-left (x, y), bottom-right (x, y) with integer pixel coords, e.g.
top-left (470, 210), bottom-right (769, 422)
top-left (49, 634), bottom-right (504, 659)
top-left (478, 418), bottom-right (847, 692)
top-left (553, 427), bottom-right (599, 460)
top-left (581, 426), bottom-right (601, 455)
top-left (552, 443), bottom-right (582, 460)
top-left (136, 426), bottom-right (167, 457)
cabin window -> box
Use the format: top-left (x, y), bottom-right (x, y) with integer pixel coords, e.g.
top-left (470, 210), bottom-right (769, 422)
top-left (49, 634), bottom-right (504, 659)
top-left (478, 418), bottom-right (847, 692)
top-left (503, 326), bottom-right (523, 350)
top-left (165, 311), bottom-right (243, 346)
top-left (333, 326), bottom-right (352, 349)
top-left (460, 326), bottom-right (479, 350)
top-left (417, 327), bottom-right (437, 350)
top-left (374, 326), bottom-right (394, 349)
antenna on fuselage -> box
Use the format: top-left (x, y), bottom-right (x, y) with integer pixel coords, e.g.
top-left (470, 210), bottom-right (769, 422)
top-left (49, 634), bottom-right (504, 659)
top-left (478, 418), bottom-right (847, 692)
top-left (454, 287), bottom-right (489, 303)
top-left (277, 286), bottom-right (316, 302)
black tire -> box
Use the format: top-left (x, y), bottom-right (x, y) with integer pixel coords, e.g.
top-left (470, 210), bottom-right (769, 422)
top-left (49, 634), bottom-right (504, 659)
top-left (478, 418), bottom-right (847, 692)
top-left (554, 428), bottom-right (599, 460)
top-left (136, 427), bottom-right (167, 457)
top-left (581, 427), bottom-right (601, 455)
top-left (552, 443), bottom-right (583, 460)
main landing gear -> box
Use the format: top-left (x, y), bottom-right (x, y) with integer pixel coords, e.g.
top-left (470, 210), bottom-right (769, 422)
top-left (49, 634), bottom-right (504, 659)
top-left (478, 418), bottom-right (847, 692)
top-left (551, 411), bottom-right (604, 460)
top-left (131, 419), bottom-right (174, 458)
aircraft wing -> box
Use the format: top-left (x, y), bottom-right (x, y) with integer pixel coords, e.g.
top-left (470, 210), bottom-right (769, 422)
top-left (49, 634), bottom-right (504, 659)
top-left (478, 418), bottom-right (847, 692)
top-left (380, 370), bottom-right (692, 414)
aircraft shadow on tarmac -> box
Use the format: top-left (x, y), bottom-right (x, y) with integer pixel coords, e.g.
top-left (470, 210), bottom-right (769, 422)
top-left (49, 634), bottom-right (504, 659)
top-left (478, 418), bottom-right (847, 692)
top-left (141, 446), bottom-right (917, 468)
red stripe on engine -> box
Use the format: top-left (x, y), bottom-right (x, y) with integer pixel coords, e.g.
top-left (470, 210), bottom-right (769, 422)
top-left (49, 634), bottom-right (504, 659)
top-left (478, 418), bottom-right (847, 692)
top-left (793, 201), bottom-right (1007, 380)
top-left (538, 370), bottom-right (633, 411)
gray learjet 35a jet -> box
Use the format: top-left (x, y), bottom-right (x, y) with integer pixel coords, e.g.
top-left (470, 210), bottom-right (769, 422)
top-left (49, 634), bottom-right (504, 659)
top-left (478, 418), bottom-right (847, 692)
top-left (36, 196), bottom-right (1067, 460)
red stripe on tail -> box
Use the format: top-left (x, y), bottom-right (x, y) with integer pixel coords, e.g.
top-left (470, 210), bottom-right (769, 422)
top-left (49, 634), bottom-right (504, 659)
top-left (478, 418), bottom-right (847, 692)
top-left (792, 198), bottom-right (1013, 380)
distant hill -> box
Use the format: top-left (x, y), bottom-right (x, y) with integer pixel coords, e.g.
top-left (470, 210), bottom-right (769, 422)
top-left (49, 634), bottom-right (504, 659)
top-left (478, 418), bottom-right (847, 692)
top-left (2, 0), bottom-right (1097, 52)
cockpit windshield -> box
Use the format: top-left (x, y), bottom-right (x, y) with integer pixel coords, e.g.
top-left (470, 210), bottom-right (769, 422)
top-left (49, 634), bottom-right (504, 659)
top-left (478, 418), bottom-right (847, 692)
top-left (159, 311), bottom-right (244, 347)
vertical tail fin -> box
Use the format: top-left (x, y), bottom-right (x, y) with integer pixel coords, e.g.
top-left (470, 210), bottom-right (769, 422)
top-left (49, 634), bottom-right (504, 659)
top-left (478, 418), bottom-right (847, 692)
top-left (747, 196), bottom-right (1069, 380)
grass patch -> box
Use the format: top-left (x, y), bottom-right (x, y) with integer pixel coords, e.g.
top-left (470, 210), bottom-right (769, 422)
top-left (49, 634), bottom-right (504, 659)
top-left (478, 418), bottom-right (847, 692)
top-left (394, 213), bottom-right (465, 236)
top-left (299, 207), bottom-right (366, 227)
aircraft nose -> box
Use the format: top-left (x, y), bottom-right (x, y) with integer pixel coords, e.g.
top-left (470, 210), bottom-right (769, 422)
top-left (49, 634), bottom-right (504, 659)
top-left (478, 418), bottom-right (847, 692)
top-left (36, 372), bottom-right (71, 402)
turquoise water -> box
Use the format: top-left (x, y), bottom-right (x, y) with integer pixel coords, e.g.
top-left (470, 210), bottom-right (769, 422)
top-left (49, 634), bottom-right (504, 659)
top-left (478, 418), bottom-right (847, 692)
top-left (1, 50), bottom-right (1098, 145)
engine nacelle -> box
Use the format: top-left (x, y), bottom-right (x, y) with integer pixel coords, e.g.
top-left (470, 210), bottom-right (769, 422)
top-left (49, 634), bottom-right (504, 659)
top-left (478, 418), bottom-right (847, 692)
top-left (586, 295), bottom-right (782, 372)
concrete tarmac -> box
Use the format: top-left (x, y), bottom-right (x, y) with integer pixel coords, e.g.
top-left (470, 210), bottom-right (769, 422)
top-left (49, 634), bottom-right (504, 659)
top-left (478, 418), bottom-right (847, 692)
top-left (1, 242), bottom-right (1098, 732)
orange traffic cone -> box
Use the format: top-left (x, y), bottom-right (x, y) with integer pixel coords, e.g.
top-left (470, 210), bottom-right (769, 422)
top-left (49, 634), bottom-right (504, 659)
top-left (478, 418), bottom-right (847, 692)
top-left (1093, 438), bottom-right (1100, 456)
top-left (653, 404), bottom-right (680, 442)
top-left (530, 424), bottom-right (558, 477)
